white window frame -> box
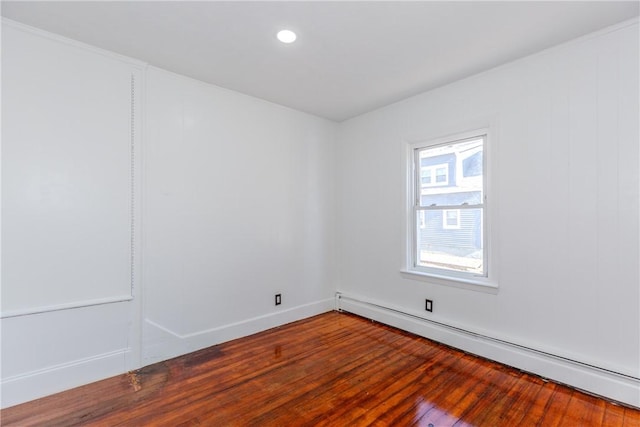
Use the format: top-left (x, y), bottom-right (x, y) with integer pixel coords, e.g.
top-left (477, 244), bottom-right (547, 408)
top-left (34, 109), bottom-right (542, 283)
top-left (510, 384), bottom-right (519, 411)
top-left (403, 129), bottom-right (496, 291)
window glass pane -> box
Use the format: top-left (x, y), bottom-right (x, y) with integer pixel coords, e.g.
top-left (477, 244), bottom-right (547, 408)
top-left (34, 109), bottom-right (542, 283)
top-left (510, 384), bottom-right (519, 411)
top-left (418, 138), bottom-right (483, 207)
top-left (463, 151), bottom-right (482, 177)
top-left (416, 208), bottom-right (483, 275)
top-left (421, 168), bottom-right (432, 185)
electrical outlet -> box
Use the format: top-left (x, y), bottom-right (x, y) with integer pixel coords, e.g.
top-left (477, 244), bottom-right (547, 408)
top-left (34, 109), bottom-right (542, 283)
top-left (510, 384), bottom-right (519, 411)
top-left (425, 299), bottom-right (433, 312)
top-left (275, 294), bottom-right (282, 306)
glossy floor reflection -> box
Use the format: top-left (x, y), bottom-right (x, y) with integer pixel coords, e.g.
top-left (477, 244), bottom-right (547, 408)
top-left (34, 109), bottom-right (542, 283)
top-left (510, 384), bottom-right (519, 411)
top-left (2, 311), bottom-right (639, 426)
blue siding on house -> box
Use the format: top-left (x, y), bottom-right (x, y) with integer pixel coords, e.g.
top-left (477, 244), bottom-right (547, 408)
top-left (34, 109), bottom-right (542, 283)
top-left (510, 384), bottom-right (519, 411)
top-left (421, 153), bottom-right (454, 168)
top-left (419, 209), bottom-right (482, 255)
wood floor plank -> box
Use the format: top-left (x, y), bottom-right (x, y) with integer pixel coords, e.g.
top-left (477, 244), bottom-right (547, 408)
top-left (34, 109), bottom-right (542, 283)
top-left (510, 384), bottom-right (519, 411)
top-left (454, 365), bottom-right (522, 425)
top-left (517, 379), bottom-right (559, 425)
top-left (382, 356), bottom-right (477, 426)
top-left (475, 371), bottom-right (543, 425)
top-left (306, 340), bottom-right (448, 426)
top-left (603, 403), bottom-right (626, 426)
top-left (115, 316), bottom-right (373, 425)
top-left (2, 311), bottom-right (639, 426)
top-left (418, 357), bottom-right (494, 426)
top-left (110, 318), bottom-right (383, 425)
top-left (187, 331), bottom-right (409, 425)
top-left (535, 385), bottom-right (574, 427)
top-left (625, 406), bottom-right (640, 427)
top-left (330, 346), bottom-right (462, 426)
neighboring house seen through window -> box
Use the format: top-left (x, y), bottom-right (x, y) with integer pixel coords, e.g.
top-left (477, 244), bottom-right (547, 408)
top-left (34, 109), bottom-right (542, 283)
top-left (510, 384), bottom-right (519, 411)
top-left (442, 209), bottom-right (461, 229)
top-left (421, 163), bottom-right (449, 187)
top-left (411, 133), bottom-right (486, 278)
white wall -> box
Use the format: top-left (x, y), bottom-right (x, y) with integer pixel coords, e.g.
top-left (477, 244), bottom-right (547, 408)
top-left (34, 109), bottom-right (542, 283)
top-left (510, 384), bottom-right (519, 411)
top-left (335, 20), bottom-right (640, 406)
top-left (142, 67), bottom-right (337, 364)
top-left (1, 21), bottom-right (337, 407)
top-left (1, 21), bottom-right (144, 407)
top-left (2, 28), bottom-right (133, 312)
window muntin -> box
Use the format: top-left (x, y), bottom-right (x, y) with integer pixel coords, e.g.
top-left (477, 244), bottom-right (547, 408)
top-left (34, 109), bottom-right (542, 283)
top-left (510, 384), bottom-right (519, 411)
top-left (412, 134), bottom-right (486, 278)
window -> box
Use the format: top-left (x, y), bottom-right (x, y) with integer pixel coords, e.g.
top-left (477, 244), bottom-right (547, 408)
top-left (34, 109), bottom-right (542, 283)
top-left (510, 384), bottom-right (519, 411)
top-left (421, 163), bottom-right (449, 187)
top-left (442, 209), bottom-right (460, 229)
top-left (410, 132), bottom-right (486, 279)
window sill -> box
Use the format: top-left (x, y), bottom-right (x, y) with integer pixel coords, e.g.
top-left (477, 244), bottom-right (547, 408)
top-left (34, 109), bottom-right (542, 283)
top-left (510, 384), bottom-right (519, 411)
top-left (400, 270), bottom-right (499, 294)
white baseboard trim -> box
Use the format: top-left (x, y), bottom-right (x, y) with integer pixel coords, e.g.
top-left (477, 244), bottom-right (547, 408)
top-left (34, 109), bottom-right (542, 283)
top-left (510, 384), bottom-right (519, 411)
top-left (336, 292), bottom-right (640, 408)
top-left (142, 298), bottom-right (335, 366)
top-left (1, 349), bottom-right (130, 409)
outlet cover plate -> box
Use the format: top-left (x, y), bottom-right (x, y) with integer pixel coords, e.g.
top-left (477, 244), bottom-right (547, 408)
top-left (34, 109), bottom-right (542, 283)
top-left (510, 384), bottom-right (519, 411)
top-left (425, 299), bottom-right (433, 312)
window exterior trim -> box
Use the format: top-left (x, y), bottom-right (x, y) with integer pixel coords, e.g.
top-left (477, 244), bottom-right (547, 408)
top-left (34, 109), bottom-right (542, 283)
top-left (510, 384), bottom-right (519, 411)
top-left (442, 209), bottom-right (461, 229)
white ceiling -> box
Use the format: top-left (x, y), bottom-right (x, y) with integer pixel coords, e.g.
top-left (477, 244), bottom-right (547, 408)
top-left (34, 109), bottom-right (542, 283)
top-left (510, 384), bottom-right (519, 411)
top-left (2, 1), bottom-right (638, 122)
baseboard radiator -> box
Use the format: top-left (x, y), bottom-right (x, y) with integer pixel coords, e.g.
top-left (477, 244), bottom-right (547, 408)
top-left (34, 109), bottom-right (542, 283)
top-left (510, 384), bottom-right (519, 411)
top-left (335, 292), bottom-right (640, 408)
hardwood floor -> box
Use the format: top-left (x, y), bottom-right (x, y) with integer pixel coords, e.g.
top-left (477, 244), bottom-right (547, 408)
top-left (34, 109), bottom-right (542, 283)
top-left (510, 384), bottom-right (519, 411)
top-left (2, 311), bottom-right (639, 426)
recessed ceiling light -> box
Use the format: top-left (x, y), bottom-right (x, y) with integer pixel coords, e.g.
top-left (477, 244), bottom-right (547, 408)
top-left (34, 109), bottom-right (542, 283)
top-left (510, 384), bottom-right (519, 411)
top-left (277, 30), bottom-right (297, 44)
